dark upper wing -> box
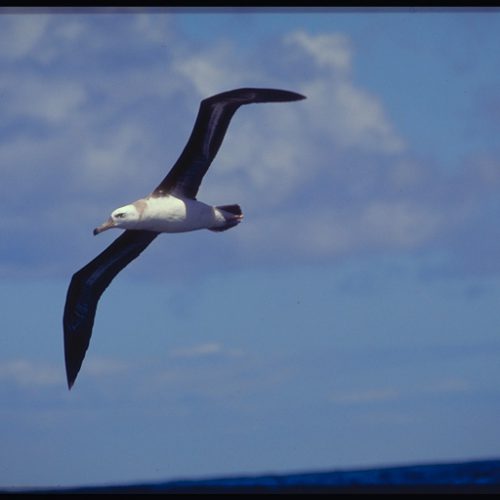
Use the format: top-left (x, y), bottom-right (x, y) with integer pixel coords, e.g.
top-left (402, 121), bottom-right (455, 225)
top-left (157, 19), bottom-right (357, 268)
top-left (63, 229), bottom-right (159, 389)
top-left (152, 88), bottom-right (306, 199)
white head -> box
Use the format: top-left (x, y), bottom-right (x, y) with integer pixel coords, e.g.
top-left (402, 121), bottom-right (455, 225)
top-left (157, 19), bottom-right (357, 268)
top-left (93, 204), bottom-right (140, 235)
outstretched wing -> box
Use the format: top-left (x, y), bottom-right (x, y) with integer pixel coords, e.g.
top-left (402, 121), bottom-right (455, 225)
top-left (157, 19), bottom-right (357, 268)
top-left (63, 230), bottom-right (159, 389)
top-left (152, 88), bottom-right (305, 199)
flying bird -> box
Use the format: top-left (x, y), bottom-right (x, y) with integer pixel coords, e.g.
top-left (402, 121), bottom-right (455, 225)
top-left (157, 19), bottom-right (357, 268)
top-left (63, 88), bottom-right (305, 389)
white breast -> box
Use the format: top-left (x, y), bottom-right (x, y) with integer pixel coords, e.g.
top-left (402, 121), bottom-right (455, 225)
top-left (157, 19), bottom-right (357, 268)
top-left (140, 196), bottom-right (221, 233)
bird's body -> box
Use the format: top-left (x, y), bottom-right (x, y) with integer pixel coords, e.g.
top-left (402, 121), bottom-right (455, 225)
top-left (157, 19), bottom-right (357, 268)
top-left (140, 196), bottom-right (241, 233)
top-left (94, 195), bottom-right (242, 235)
top-left (63, 87), bottom-right (305, 389)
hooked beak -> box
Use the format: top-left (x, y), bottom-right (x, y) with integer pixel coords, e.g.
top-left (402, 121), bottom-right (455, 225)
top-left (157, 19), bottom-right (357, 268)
top-left (93, 218), bottom-right (115, 235)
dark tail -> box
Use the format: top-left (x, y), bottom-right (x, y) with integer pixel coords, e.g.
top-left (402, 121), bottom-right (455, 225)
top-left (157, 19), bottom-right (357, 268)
top-left (216, 204), bottom-right (242, 216)
top-left (209, 204), bottom-right (243, 232)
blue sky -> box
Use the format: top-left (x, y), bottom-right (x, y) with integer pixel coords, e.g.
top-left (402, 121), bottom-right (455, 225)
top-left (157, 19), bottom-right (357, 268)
top-left (1, 7), bottom-right (500, 488)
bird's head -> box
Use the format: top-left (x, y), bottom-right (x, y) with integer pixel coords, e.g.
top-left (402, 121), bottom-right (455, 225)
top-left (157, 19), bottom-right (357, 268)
top-left (93, 204), bottom-right (141, 235)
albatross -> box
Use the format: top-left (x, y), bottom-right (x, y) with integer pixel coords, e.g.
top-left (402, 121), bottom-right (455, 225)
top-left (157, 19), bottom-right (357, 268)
top-left (63, 87), bottom-right (305, 389)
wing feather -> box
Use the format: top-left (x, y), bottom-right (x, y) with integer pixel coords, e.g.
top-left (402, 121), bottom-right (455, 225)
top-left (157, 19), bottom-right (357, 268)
top-left (152, 88), bottom-right (305, 199)
top-left (63, 230), bottom-right (158, 388)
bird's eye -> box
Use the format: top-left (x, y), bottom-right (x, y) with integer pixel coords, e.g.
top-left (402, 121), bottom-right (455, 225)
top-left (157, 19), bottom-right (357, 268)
top-left (115, 213), bottom-right (126, 219)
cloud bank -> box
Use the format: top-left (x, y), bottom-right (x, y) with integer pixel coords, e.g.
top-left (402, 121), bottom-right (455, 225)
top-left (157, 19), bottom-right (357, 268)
top-left (0, 12), bottom-right (498, 281)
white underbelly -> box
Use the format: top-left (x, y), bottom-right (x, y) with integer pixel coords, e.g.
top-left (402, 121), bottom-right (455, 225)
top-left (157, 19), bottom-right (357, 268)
top-left (141, 196), bottom-right (219, 233)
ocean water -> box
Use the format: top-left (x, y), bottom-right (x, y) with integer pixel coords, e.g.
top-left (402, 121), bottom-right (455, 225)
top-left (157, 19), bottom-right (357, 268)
top-left (8, 458), bottom-right (500, 494)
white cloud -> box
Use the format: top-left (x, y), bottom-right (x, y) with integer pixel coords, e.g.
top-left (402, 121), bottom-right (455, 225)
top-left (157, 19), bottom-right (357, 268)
top-left (238, 200), bottom-right (443, 262)
top-left (171, 42), bottom-right (254, 97)
top-left (6, 78), bottom-right (87, 124)
top-left (0, 14), bottom-right (50, 61)
top-left (80, 121), bottom-right (153, 191)
top-left (285, 31), bottom-right (352, 73)
top-left (133, 13), bottom-right (174, 44)
top-left (359, 200), bottom-right (443, 249)
top-left (0, 39), bottom-right (88, 126)
top-left (297, 78), bottom-right (405, 155)
top-left (286, 30), bottom-right (405, 154)
top-left (0, 359), bottom-right (59, 387)
top-left (334, 82), bottom-right (406, 152)
top-left (330, 378), bottom-right (471, 407)
top-left (53, 18), bottom-right (86, 43)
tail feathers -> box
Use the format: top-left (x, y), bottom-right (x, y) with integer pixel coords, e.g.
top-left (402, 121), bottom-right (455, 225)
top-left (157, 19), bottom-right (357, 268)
top-left (216, 204), bottom-right (242, 216)
top-left (209, 204), bottom-right (243, 232)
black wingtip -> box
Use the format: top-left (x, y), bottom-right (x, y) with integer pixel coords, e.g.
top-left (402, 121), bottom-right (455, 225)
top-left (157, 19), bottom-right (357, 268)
top-left (65, 354), bottom-right (79, 390)
top-left (244, 87), bottom-right (306, 103)
top-left (204, 88), bottom-right (307, 106)
top-left (258, 88), bottom-right (306, 102)
top-left (287, 90), bottom-right (306, 101)
top-left (64, 334), bottom-right (88, 391)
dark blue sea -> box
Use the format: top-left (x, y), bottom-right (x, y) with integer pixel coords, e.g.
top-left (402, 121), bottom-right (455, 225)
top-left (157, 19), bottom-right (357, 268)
top-left (7, 458), bottom-right (500, 494)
